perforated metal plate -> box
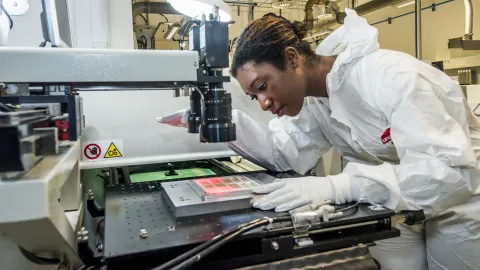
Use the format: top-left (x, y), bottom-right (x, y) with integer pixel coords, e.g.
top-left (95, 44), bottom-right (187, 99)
top-left (104, 181), bottom-right (285, 260)
top-left (104, 173), bottom-right (397, 265)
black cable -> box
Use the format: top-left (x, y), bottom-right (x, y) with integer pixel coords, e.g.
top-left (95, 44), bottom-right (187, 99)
top-left (159, 14), bottom-right (169, 22)
top-left (0, 102), bottom-right (13, 112)
top-left (152, 216), bottom-right (291, 270)
top-left (191, 85), bottom-right (207, 142)
top-left (171, 216), bottom-right (291, 270)
top-left (171, 221), bottom-right (269, 270)
top-left (0, 0), bottom-right (13, 29)
top-left (79, 264), bottom-right (101, 270)
top-left (152, 218), bottom-right (265, 270)
top-left (96, 174), bottom-right (109, 185)
top-left (18, 247), bottom-right (61, 265)
top-left (473, 103), bottom-right (480, 116)
top-left (138, 14), bottom-right (148, 23)
top-left (336, 201), bottom-right (360, 213)
top-left (335, 202), bottom-right (360, 219)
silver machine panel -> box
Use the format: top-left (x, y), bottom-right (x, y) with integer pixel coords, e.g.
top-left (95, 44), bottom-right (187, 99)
top-left (0, 47), bottom-right (198, 86)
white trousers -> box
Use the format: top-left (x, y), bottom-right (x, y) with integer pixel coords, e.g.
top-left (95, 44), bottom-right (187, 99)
top-left (369, 195), bottom-right (480, 270)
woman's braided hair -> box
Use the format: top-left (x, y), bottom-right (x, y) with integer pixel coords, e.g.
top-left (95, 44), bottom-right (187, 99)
top-left (231, 13), bottom-right (314, 77)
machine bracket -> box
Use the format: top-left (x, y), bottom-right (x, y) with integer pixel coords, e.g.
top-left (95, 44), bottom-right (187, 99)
top-left (261, 235), bottom-right (294, 256)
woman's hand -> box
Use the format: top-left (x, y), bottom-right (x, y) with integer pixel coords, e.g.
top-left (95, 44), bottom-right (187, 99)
top-left (252, 176), bottom-right (335, 212)
top-left (156, 108), bottom-right (190, 128)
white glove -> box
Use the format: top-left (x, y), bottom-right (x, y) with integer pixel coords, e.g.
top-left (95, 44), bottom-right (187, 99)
top-left (252, 177), bottom-right (335, 212)
top-left (156, 108), bottom-right (190, 128)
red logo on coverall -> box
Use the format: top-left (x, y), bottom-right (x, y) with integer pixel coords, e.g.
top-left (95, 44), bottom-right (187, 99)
top-left (381, 127), bottom-right (392, 144)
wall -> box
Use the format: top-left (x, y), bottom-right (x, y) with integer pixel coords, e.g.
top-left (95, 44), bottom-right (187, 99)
top-left (360, 0), bottom-right (480, 60)
top-left (7, 0), bottom-right (108, 48)
top-left (6, 0), bottom-right (44, 46)
top-left (108, 0), bottom-right (134, 48)
top-left (228, 5), bottom-right (306, 40)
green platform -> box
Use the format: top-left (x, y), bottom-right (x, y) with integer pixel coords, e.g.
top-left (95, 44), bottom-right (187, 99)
top-left (130, 168), bottom-right (216, 183)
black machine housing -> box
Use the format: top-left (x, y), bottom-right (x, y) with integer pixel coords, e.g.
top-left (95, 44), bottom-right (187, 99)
top-left (188, 19), bottom-right (236, 143)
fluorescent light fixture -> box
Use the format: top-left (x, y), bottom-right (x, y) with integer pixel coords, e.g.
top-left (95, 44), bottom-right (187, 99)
top-left (395, 0), bottom-right (415, 8)
top-left (305, 31), bottom-right (331, 40)
top-left (168, 0), bottom-right (232, 22)
top-left (164, 23), bottom-right (181, 39)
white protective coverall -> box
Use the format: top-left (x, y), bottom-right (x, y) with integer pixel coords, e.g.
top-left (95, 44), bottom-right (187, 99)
top-left (225, 9), bottom-right (480, 270)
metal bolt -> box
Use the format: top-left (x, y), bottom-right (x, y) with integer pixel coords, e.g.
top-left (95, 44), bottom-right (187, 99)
top-left (271, 241), bottom-right (279, 251)
top-left (78, 227), bottom-right (88, 236)
top-left (87, 189), bottom-right (94, 200)
top-left (140, 228), bottom-right (148, 238)
top-left (77, 235), bottom-right (88, 242)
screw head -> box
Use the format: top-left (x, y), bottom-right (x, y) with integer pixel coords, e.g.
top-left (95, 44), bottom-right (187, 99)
top-left (271, 241), bottom-right (279, 251)
top-left (140, 228), bottom-right (148, 238)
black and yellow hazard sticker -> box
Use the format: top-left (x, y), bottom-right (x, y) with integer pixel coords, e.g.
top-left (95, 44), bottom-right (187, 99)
top-left (104, 142), bottom-right (123, 158)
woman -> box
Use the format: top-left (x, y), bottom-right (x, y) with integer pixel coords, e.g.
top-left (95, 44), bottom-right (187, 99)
top-left (159, 10), bottom-right (480, 269)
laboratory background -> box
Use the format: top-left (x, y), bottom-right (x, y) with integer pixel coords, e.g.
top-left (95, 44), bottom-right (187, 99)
top-left (0, 0), bottom-right (478, 269)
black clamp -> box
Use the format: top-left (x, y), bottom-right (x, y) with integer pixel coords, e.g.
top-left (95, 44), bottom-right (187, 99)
top-left (165, 163), bottom-right (178, 176)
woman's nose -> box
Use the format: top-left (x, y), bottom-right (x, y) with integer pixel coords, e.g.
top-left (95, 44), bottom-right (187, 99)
top-left (257, 94), bottom-right (271, 111)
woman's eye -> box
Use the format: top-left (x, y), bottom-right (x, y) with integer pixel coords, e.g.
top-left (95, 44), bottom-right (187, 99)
top-left (258, 83), bottom-right (266, 91)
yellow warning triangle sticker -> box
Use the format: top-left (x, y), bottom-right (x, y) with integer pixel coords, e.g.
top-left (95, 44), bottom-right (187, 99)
top-left (104, 142), bottom-right (123, 158)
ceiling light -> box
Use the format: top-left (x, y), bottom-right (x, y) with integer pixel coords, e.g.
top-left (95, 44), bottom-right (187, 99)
top-left (394, 0), bottom-right (416, 8)
top-left (305, 31), bottom-right (331, 40)
top-left (168, 0), bottom-right (232, 22)
top-left (164, 23), bottom-right (181, 39)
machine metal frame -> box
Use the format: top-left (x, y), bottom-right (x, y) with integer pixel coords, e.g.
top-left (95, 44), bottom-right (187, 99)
top-left (0, 141), bottom-right (83, 269)
top-left (0, 47), bottom-right (198, 88)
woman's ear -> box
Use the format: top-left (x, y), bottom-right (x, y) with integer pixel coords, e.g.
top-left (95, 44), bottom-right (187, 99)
top-left (285, 47), bottom-right (300, 69)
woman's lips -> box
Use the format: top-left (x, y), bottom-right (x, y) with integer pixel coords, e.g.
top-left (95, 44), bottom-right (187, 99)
top-left (272, 105), bottom-right (285, 117)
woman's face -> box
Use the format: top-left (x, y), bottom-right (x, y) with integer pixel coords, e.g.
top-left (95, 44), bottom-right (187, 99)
top-left (234, 61), bottom-right (306, 117)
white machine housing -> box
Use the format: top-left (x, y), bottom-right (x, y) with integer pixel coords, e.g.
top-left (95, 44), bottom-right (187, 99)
top-left (0, 47), bottom-right (204, 270)
top-left (0, 47), bottom-right (198, 84)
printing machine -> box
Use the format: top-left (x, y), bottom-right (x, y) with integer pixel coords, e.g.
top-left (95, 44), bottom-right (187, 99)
top-left (0, 12), bottom-right (424, 270)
